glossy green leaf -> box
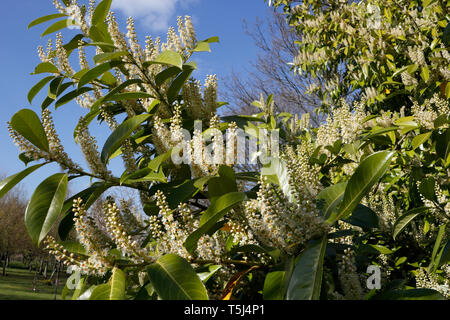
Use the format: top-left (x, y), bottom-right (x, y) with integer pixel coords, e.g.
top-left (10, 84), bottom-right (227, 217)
top-left (0, 164), bottom-right (46, 199)
top-left (419, 177), bottom-right (436, 201)
top-left (286, 236), bottom-right (327, 300)
top-left (197, 265), bottom-right (222, 283)
top-left (41, 19), bottom-right (78, 37)
top-left (393, 207), bottom-right (428, 240)
top-left (90, 268), bottom-right (126, 300)
top-left (429, 224), bottom-right (447, 272)
top-left (105, 92), bottom-right (153, 102)
top-left (371, 288), bottom-right (445, 300)
top-left (184, 192), bottom-right (246, 254)
top-left (120, 167), bottom-right (166, 185)
top-left (91, 0), bottom-right (112, 26)
top-left (318, 182), bottom-right (348, 220)
top-left (85, 79), bottom-right (144, 116)
top-left (78, 61), bottom-right (123, 88)
top-left (263, 271), bottom-right (286, 300)
top-left (101, 114), bottom-right (151, 163)
top-left (193, 41), bottom-right (212, 52)
top-left (93, 51), bottom-right (129, 64)
top-left (148, 151), bottom-right (172, 171)
top-left (55, 87), bottom-right (93, 109)
top-left (344, 204), bottom-right (379, 229)
top-left (437, 241), bottom-right (450, 267)
top-left (28, 76), bottom-right (54, 103)
top-left (25, 173), bottom-right (68, 246)
top-left (28, 13), bottom-right (67, 29)
top-left (167, 64), bottom-right (195, 104)
top-left (412, 132), bottom-right (432, 150)
top-left (334, 151), bottom-right (394, 222)
top-left (147, 254), bottom-right (208, 300)
top-left (32, 62), bottom-right (59, 75)
top-left (261, 158), bottom-right (296, 203)
top-left (10, 109), bottom-right (50, 152)
top-left (155, 66), bottom-right (183, 87)
top-left (146, 50), bottom-right (183, 70)
top-left (436, 129), bottom-right (450, 167)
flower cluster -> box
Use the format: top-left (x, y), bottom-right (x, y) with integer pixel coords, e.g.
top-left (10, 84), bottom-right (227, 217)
top-left (316, 100), bottom-right (367, 148)
top-left (245, 170), bottom-right (328, 256)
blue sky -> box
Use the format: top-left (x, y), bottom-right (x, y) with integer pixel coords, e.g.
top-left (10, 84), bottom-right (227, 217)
top-left (0, 0), bottom-right (272, 197)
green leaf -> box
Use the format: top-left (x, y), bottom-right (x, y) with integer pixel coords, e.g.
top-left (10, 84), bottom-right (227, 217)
top-left (28, 13), bottom-right (67, 29)
top-left (32, 62), bottom-right (59, 75)
top-left (167, 64), bottom-right (196, 104)
top-left (91, 0), bottom-right (112, 26)
top-left (149, 179), bottom-right (198, 211)
top-left (78, 61), bottom-right (123, 88)
top-left (10, 109), bottom-right (50, 152)
top-left (120, 167), bottom-right (166, 185)
top-left (105, 92), bottom-right (153, 102)
top-left (155, 67), bottom-right (183, 87)
top-left (420, 66), bottom-right (430, 82)
top-left (442, 22), bottom-right (450, 46)
top-left (146, 50), bottom-right (183, 70)
top-left (193, 37), bottom-right (219, 52)
top-left (286, 236), bottom-right (327, 300)
top-left (437, 241), bottom-right (450, 267)
top-left (393, 207), bottom-right (428, 240)
top-left (429, 224), bottom-right (447, 272)
top-left (87, 79), bottom-right (143, 113)
top-left (55, 87), bottom-right (93, 109)
top-left (344, 204), bottom-right (379, 229)
top-left (25, 173), bottom-right (68, 246)
top-left (28, 76), bottom-right (54, 103)
top-left (318, 182), bottom-right (348, 220)
top-left (100, 114), bottom-right (151, 163)
top-left (412, 132), bottom-right (432, 150)
top-left (47, 77), bottom-right (65, 99)
top-left (184, 192), bottom-right (246, 254)
top-left (263, 271), bottom-right (286, 300)
top-left (193, 41), bottom-right (212, 52)
top-left (147, 254), bottom-right (208, 300)
top-left (41, 19), bottom-right (78, 37)
top-left (0, 164), bottom-right (46, 199)
top-left (197, 265), bottom-right (222, 283)
top-left (261, 158), bottom-right (296, 203)
top-left (419, 177), bottom-right (436, 201)
top-left (148, 151), bottom-right (172, 171)
top-left (93, 51), bottom-right (129, 64)
top-left (90, 268), bottom-right (126, 300)
top-left (436, 129), bottom-right (450, 167)
top-left (207, 166), bottom-right (238, 203)
top-left (371, 288), bottom-right (445, 300)
top-left (334, 151), bottom-right (394, 222)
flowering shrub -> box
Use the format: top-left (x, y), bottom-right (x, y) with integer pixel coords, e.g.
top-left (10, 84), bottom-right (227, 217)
top-left (268, 0), bottom-right (450, 113)
top-left (1, 0), bottom-right (449, 300)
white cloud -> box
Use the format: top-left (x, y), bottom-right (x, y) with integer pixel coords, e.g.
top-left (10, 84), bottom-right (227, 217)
top-left (111, 0), bottom-right (197, 32)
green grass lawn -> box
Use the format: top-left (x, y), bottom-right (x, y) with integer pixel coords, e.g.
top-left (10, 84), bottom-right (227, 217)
top-left (0, 266), bottom-right (68, 300)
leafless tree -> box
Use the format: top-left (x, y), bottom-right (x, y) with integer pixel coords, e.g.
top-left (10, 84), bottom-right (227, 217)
top-left (222, 10), bottom-right (323, 126)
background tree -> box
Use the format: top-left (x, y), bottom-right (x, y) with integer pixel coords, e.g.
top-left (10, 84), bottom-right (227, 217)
top-left (0, 184), bottom-right (32, 276)
top-left (223, 10), bottom-right (322, 126)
